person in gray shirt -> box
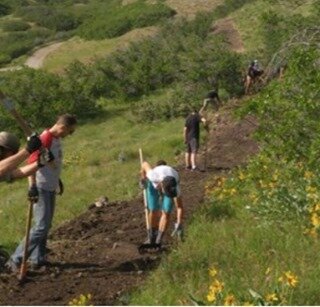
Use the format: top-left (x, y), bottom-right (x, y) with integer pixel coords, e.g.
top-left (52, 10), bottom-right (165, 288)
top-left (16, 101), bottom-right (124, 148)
top-left (7, 114), bottom-right (77, 272)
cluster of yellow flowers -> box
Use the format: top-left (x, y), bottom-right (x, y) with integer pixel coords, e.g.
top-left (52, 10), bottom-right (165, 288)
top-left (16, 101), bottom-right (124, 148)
top-left (205, 267), bottom-right (298, 306)
top-left (204, 176), bottom-right (226, 196)
top-left (68, 294), bottom-right (93, 306)
top-left (206, 267), bottom-right (237, 306)
top-left (304, 203), bottom-right (320, 237)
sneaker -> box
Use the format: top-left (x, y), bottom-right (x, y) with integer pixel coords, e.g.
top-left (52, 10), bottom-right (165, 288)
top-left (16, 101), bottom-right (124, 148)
top-left (4, 259), bottom-right (20, 273)
top-left (185, 165), bottom-right (192, 170)
top-left (191, 166), bottom-right (200, 171)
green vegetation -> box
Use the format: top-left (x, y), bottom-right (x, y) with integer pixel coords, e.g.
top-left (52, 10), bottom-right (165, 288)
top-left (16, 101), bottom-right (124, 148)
top-left (130, 28), bottom-right (320, 307)
top-left (0, 0), bottom-right (175, 67)
top-left (76, 0), bottom-right (175, 40)
top-left (1, 0), bottom-right (320, 304)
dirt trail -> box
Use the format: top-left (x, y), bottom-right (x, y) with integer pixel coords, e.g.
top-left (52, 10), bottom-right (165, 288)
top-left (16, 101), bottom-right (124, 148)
top-left (25, 42), bottom-right (64, 69)
top-left (0, 104), bottom-right (258, 305)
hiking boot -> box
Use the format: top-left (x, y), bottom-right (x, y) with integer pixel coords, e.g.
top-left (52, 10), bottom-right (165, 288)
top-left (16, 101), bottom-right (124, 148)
top-left (29, 260), bottom-right (51, 272)
top-left (191, 166), bottom-right (200, 172)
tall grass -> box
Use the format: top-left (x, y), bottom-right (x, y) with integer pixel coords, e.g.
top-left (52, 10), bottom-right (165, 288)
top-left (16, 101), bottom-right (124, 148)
top-left (130, 207), bottom-right (320, 305)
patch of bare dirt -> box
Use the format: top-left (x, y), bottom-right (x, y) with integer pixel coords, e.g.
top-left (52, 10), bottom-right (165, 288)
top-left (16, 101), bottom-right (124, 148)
top-left (0, 102), bottom-right (258, 305)
top-left (211, 18), bottom-right (245, 53)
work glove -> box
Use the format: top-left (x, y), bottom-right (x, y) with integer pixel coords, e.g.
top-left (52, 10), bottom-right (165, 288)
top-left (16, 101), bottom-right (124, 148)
top-left (139, 178), bottom-right (147, 189)
top-left (37, 149), bottom-right (54, 168)
top-left (28, 184), bottom-right (39, 202)
top-left (57, 178), bottom-right (64, 195)
top-left (26, 133), bottom-right (42, 154)
top-left (171, 223), bottom-right (183, 241)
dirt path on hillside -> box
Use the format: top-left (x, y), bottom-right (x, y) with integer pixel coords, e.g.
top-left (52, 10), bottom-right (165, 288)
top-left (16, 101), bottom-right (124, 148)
top-left (211, 18), bottom-right (245, 53)
top-left (0, 105), bottom-right (258, 305)
top-left (25, 42), bottom-right (64, 69)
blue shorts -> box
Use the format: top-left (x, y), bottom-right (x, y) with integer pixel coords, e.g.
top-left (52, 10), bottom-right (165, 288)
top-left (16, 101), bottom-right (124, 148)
top-left (146, 180), bottom-right (174, 213)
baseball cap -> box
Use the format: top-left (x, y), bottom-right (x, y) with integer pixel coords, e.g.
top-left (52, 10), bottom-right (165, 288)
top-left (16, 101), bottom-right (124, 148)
top-left (0, 131), bottom-right (20, 154)
top-left (162, 176), bottom-right (177, 198)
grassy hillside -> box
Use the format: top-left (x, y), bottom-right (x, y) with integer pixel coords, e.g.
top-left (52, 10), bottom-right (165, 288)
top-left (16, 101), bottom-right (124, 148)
top-left (0, 0), bottom-right (319, 305)
top-left (43, 27), bottom-right (158, 73)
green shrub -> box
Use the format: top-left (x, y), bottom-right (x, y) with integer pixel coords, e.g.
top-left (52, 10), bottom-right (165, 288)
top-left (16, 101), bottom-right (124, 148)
top-left (0, 67), bottom-right (101, 135)
top-left (0, 3), bottom-right (10, 16)
top-left (1, 20), bottom-right (30, 32)
top-left (17, 5), bottom-right (79, 31)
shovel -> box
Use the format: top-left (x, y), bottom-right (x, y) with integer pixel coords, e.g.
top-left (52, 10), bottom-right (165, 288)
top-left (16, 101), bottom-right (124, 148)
top-left (19, 198), bottom-right (35, 282)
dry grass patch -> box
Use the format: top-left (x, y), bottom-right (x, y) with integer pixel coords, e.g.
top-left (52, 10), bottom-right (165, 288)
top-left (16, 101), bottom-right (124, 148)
top-left (43, 26), bottom-right (158, 73)
top-left (165, 0), bottom-right (224, 18)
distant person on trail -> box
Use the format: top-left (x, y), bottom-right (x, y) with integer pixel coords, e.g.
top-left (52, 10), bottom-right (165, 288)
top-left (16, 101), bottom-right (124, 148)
top-left (6, 114), bottom-right (77, 272)
top-left (201, 88), bottom-right (222, 112)
top-left (244, 60), bottom-right (264, 94)
top-left (0, 131), bottom-right (51, 270)
top-left (140, 161), bottom-right (184, 247)
top-left (184, 109), bottom-right (207, 171)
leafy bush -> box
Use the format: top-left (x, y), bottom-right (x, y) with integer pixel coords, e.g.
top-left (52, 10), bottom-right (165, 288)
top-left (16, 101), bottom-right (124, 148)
top-left (0, 28), bottom-right (52, 61)
top-left (0, 67), bottom-right (101, 135)
top-left (1, 19), bottom-right (30, 32)
top-left (77, 0), bottom-right (175, 40)
top-left (0, 2), bottom-right (10, 16)
top-left (17, 5), bottom-right (79, 31)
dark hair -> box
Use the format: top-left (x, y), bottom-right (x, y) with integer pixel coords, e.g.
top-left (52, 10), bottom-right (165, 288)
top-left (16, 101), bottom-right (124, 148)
top-left (156, 160), bottom-right (167, 166)
top-left (57, 114), bottom-right (77, 127)
top-left (162, 176), bottom-right (177, 198)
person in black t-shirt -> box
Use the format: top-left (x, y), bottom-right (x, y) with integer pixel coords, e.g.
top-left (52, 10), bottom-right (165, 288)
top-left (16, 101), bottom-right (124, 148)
top-left (184, 110), bottom-right (207, 171)
top-left (201, 89), bottom-right (222, 112)
top-left (244, 60), bottom-right (264, 94)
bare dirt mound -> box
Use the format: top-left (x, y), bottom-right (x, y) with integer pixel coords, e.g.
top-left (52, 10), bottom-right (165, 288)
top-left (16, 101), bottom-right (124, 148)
top-left (0, 105), bottom-right (258, 305)
top-left (211, 18), bottom-right (245, 53)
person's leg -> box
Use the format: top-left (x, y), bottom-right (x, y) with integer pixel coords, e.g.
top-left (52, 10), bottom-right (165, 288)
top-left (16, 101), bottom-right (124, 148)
top-left (146, 181), bottom-right (160, 244)
top-left (155, 195), bottom-right (174, 245)
top-left (10, 189), bottom-right (52, 266)
top-left (185, 151), bottom-right (191, 169)
top-left (35, 191), bottom-right (56, 265)
top-left (245, 75), bottom-right (251, 94)
top-left (190, 138), bottom-right (199, 170)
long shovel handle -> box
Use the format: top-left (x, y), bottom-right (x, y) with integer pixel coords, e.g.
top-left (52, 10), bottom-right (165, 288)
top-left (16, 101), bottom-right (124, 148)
top-left (139, 149), bottom-right (150, 231)
top-left (19, 198), bottom-right (34, 281)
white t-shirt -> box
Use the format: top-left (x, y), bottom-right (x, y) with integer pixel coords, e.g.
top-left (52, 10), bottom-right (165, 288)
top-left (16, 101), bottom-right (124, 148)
top-left (146, 165), bottom-right (180, 196)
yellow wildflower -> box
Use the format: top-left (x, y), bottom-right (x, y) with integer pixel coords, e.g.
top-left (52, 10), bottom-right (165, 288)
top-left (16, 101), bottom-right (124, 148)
top-left (304, 171), bottom-right (315, 180)
top-left (209, 267), bottom-right (218, 278)
top-left (311, 213), bottom-right (320, 227)
top-left (207, 292), bottom-right (216, 303)
top-left (224, 294), bottom-right (236, 306)
top-left (285, 271), bottom-right (298, 287)
top-left (265, 267), bottom-right (271, 275)
top-left (239, 172), bottom-right (245, 180)
top-left (230, 188), bottom-right (237, 195)
top-left (265, 293), bottom-right (278, 303)
top-left (210, 279), bottom-right (224, 293)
